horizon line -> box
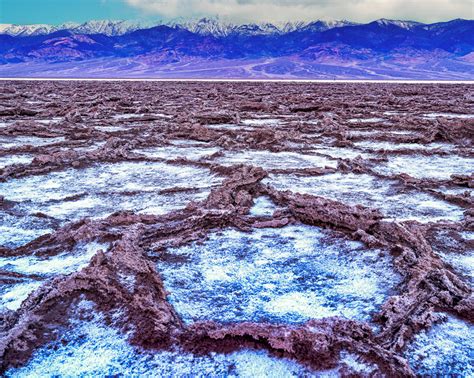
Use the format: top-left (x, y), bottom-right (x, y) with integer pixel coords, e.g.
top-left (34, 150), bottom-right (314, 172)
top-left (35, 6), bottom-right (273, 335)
top-left (1, 78), bottom-right (473, 84)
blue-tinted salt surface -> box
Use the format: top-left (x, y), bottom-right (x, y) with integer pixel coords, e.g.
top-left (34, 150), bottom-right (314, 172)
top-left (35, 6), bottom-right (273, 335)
top-left (0, 154), bottom-right (33, 169)
top-left (431, 230), bottom-right (474, 285)
top-left (264, 173), bottom-right (464, 222)
top-left (216, 150), bottom-right (337, 170)
top-left (156, 225), bottom-right (400, 324)
top-left (0, 211), bottom-right (55, 248)
top-left (405, 314), bottom-right (473, 376)
top-left (249, 196), bottom-right (280, 217)
top-left (372, 154), bottom-right (474, 180)
top-left (6, 301), bottom-right (318, 378)
top-left (0, 135), bottom-right (65, 149)
top-left (0, 161), bottom-right (222, 245)
top-left (7, 300), bottom-right (377, 377)
top-left (0, 242), bottom-right (107, 311)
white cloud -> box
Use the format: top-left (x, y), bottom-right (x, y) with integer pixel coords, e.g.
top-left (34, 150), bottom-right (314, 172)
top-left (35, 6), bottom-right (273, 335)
top-left (124, 0), bottom-right (473, 23)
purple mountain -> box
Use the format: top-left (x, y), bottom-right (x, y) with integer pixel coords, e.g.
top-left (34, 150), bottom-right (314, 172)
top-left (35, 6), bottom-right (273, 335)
top-left (0, 18), bottom-right (472, 79)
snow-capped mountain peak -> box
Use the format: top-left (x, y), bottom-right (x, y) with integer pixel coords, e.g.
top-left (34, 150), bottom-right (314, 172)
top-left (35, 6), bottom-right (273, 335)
top-left (0, 17), bottom-right (428, 38)
top-left (0, 20), bottom-right (152, 37)
top-left (0, 23), bottom-right (57, 36)
top-left (375, 19), bottom-right (422, 29)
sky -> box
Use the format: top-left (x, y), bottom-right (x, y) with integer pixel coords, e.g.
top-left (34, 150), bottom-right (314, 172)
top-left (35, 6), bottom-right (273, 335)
top-left (1, 0), bottom-right (473, 25)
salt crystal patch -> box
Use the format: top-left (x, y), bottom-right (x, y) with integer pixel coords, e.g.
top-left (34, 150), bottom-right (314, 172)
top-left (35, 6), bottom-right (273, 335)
top-left (156, 225), bottom-right (399, 324)
top-left (406, 314), bottom-right (473, 376)
top-left (0, 161), bottom-right (222, 222)
top-left (0, 241), bottom-right (108, 276)
top-left (6, 302), bottom-right (316, 377)
top-left (95, 125), bottom-right (131, 132)
top-left (347, 118), bottom-right (385, 123)
top-left (134, 146), bottom-right (220, 161)
top-left (0, 136), bottom-right (65, 149)
top-left (0, 211), bottom-right (54, 248)
top-left (0, 242), bottom-right (108, 310)
top-left (354, 140), bottom-right (453, 152)
top-left (372, 155), bottom-right (473, 180)
top-left (0, 281), bottom-right (43, 311)
top-left (241, 118), bottom-right (281, 126)
top-left (250, 196), bottom-right (279, 217)
top-left (0, 154), bottom-right (33, 168)
top-left (312, 146), bottom-right (373, 160)
top-left (217, 150), bottom-right (337, 170)
top-left (265, 173), bottom-right (463, 222)
top-left (423, 113), bottom-right (474, 119)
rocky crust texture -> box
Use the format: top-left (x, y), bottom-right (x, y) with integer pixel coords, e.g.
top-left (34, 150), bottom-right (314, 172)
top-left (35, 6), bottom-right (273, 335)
top-left (0, 81), bottom-right (473, 376)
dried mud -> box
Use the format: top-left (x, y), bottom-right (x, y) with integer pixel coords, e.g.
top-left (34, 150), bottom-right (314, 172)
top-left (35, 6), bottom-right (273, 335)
top-left (0, 81), bottom-right (473, 376)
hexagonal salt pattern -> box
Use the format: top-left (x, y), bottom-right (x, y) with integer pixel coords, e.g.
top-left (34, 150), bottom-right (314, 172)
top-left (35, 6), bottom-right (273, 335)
top-left (155, 225), bottom-right (400, 324)
top-left (264, 172), bottom-right (464, 222)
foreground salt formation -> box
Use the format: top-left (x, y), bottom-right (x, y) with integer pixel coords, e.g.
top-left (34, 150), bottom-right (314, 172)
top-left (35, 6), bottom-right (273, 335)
top-left (156, 225), bottom-right (400, 324)
top-left (0, 81), bottom-right (472, 376)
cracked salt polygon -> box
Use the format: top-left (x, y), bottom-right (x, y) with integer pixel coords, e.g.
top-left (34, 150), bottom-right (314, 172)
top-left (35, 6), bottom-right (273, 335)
top-left (0, 242), bottom-right (107, 310)
top-left (217, 150), bottom-right (338, 170)
top-left (134, 146), bottom-right (220, 161)
top-left (0, 161), bottom-right (222, 222)
top-left (6, 301), bottom-right (317, 377)
top-left (372, 154), bottom-right (473, 180)
top-left (265, 172), bottom-right (464, 222)
top-left (156, 225), bottom-right (400, 324)
top-left (0, 136), bottom-right (65, 149)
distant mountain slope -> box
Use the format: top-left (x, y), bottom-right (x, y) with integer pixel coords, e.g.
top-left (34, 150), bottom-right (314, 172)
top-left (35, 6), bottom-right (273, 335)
top-left (0, 18), bottom-right (472, 79)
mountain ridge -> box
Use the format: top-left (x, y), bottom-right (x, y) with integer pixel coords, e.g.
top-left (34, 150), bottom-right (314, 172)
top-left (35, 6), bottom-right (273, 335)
top-left (1, 17), bottom-right (459, 37)
top-left (0, 18), bottom-right (472, 79)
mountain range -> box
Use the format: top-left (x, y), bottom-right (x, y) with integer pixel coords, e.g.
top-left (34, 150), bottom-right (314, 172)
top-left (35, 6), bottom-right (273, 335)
top-left (0, 18), bottom-right (473, 79)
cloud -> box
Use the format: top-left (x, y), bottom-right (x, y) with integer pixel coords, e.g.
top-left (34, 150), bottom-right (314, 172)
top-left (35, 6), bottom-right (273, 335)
top-left (124, 0), bottom-right (473, 23)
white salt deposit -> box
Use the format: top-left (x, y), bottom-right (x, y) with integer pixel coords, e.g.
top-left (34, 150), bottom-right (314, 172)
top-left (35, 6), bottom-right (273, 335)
top-left (406, 314), bottom-right (473, 376)
top-left (0, 241), bottom-right (108, 276)
top-left (372, 155), bottom-right (473, 180)
top-left (6, 301), bottom-right (317, 377)
top-left (156, 225), bottom-right (399, 324)
top-left (241, 119), bottom-right (281, 126)
top-left (0, 154), bottom-right (33, 168)
top-left (347, 118), bottom-right (385, 123)
top-left (0, 242), bottom-right (107, 311)
top-left (0, 211), bottom-right (54, 248)
top-left (423, 113), bottom-right (474, 119)
top-left (217, 150), bottom-right (337, 170)
top-left (354, 141), bottom-right (453, 152)
top-left (249, 196), bottom-right (279, 217)
top-left (0, 161), bottom-right (222, 222)
top-left (134, 146), bottom-right (220, 161)
top-left (0, 136), bottom-right (65, 149)
top-left (0, 281), bottom-right (43, 311)
top-left (265, 172), bottom-right (464, 222)
top-left (312, 146), bottom-right (373, 160)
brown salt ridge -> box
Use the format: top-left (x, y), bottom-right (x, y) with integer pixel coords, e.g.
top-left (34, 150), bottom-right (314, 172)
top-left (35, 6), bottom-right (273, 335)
top-left (0, 81), bottom-right (473, 376)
